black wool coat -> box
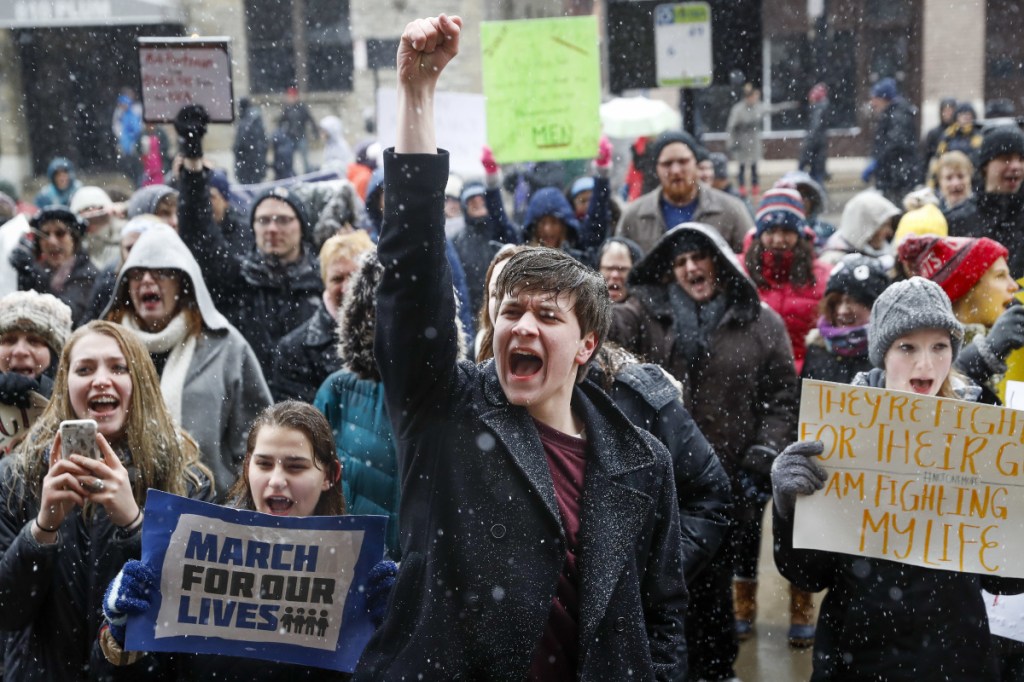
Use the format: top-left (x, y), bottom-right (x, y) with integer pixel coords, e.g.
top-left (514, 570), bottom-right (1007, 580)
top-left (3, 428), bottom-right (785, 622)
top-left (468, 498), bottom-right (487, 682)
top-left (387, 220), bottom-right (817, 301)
top-left (354, 151), bottom-right (688, 682)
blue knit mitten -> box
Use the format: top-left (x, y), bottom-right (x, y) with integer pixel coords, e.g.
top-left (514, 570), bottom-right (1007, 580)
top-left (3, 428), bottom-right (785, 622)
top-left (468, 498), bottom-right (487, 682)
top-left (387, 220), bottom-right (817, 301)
top-left (103, 560), bottom-right (157, 646)
top-left (366, 560), bottom-right (398, 627)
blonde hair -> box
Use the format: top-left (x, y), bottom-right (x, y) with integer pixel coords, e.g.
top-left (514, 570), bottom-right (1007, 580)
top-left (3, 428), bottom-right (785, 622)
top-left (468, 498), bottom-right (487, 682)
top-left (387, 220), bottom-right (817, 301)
top-left (319, 231), bottom-right (374, 283)
top-left (936, 150), bottom-right (974, 180)
top-left (7, 321), bottom-right (210, 510)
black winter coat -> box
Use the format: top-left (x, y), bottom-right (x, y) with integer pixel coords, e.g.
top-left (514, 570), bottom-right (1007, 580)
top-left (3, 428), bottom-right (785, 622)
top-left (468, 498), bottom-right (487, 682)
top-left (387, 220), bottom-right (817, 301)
top-left (774, 368), bottom-right (1024, 682)
top-left (270, 300), bottom-right (340, 402)
top-left (610, 224), bottom-right (799, 481)
top-left (587, 361), bottom-right (732, 583)
top-left (800, 333), bottom-right (873, 387)
top-left (234, 107), bottom-right (268, 185)
top-left (0, 456), bottom-right (214, 681)
top-left (872, 98), bottom-right (919, 199)
top-left (355, 151), bottom-right (688, 681)
top-left (13, 251), bottom-right (99, 328)
top-left (946, 191), bottom-right (1024, 278)
top-left (178, 168), bottom-right (323, 374)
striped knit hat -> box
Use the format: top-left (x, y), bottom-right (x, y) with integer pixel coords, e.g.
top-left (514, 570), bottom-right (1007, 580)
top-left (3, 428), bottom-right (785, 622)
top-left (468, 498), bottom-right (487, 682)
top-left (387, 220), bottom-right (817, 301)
top-left (755, 187), bottom-right (807, 237)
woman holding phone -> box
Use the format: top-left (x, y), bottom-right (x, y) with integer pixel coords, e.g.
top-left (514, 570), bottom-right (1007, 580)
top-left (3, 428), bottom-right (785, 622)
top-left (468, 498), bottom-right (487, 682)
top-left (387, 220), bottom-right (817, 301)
top-left (0, 320), bottom-right (213, 681)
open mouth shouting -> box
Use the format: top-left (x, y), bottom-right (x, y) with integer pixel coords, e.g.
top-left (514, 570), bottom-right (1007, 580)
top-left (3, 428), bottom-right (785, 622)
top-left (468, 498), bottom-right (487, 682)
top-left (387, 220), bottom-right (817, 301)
top-left (264, 495), bottom-right (296, 516)
top-left (907, 378), bottom-right (935, 394)
top-left (509, 348), bottom-right (543, 380)
top-left (87, 393), bottom-right (121, 420)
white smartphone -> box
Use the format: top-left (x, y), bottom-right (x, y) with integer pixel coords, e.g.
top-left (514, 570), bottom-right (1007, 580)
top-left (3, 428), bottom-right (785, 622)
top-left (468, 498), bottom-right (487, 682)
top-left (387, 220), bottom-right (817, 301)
top-left (60, 419), bottom-right (99, 460)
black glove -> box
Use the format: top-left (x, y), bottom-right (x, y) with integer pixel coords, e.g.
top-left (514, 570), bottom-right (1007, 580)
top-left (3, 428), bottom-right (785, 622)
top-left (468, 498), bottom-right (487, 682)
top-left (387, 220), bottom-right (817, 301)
top-left (771, 440), bottom-right (828, 519)
top-left (174, 104), bottom-right (210, 159)
top-left (740, 444), bottom-right (778, 476)
top-left (8, 234), bottom-right (35, 271)
top-left (986, 304), bottom-right (1024, 361)
top-left (0, 372), bottom-right (41, 407)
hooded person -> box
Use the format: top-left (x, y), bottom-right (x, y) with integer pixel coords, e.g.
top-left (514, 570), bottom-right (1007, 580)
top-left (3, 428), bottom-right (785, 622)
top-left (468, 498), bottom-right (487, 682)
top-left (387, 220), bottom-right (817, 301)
top-left (102, 224), bottom-right (273, 496)
top-left (83, 214), bottom-right (168, 325)
top-left (34, 157), bottom-right (82, 209)
top-left (897, 234), bottom-right (1023, 405)
top-left (125, 183), bottom-right (178, 228)
top-left (0, 290), bottom-right (72, 409)
top-left (318, 115), bottom-right (354, 172)
top-left (820, 189), bottom-right (902, 267)
top-left (946, 125), bottom-right (1024, 278)
top-left (801, 254), bottom-right (891, 386)
top-left (771, 276), bottom-right (1024, 682)
top-left (70, 185), bottom-right (122, 270)
top-left (10, 206), bottom-right (98, 326)
top-left (610, 222), bottom-right (799, 677)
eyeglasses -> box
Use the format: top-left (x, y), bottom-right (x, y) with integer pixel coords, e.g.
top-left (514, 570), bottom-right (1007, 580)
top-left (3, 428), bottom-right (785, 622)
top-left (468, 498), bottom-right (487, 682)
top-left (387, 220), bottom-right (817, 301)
top-left (127, 268), bottom-right (178, 282)
top-left (254, 214), bottom-right (298, 227)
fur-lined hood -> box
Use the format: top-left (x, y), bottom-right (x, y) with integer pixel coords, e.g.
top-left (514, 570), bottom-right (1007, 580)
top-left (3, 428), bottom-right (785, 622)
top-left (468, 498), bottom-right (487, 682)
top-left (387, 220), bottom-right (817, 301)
top-left (337, 249), bottom-right (467, 380)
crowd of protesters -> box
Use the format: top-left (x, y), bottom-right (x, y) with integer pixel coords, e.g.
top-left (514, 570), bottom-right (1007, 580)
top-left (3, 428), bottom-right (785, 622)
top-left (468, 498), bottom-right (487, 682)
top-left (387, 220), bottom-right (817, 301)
top-left (2, 11), bottom-right (1024, 682)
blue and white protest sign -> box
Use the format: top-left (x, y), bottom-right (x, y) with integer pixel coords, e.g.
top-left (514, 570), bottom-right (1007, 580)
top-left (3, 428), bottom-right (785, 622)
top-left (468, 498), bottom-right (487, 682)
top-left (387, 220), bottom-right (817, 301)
top-left (126, 490), bottom-right (387, 672)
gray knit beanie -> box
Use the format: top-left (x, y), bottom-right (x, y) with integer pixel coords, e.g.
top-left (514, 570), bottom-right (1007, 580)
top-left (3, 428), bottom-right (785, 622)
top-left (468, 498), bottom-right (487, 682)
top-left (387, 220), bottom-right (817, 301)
top-left (868, 276), bottom-right (964, 368)
top-left (0, 290), bottom-right (73, 355)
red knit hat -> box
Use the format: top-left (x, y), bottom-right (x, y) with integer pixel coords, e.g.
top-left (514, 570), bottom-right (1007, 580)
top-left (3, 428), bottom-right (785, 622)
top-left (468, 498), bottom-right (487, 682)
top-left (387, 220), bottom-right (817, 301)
top-left (897, 235), bottom-right (1009, 302)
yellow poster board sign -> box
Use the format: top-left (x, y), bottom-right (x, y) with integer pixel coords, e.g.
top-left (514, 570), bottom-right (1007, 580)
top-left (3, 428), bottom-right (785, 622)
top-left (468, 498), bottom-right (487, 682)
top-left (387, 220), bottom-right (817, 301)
top-left (480, 16), bottom-right (601, 163)
top-left (796, 379), bottom-right (1024, 577)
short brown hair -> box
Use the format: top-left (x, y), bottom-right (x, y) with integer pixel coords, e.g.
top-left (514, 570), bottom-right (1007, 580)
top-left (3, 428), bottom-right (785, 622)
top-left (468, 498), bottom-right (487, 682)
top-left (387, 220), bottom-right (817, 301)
top-left (229, 401), bottom-right (345, 516)
top-left (494, 247), bottom-right (610, 381)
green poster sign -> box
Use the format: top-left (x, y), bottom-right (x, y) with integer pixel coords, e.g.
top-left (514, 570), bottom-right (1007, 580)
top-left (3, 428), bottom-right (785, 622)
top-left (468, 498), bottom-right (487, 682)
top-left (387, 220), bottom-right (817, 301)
top-left (481, 16), bottom-right (601, 163)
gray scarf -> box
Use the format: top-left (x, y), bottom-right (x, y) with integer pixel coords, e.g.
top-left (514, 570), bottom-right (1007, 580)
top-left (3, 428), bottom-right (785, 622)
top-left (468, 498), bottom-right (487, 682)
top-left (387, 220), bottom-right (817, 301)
top-left (668, 284), bottom-right (727, 367)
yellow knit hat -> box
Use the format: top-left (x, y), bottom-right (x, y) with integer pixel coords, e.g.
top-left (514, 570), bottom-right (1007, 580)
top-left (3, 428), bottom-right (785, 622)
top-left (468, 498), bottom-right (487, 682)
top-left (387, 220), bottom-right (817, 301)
top-left (892, 203), bottom-right (948, 248)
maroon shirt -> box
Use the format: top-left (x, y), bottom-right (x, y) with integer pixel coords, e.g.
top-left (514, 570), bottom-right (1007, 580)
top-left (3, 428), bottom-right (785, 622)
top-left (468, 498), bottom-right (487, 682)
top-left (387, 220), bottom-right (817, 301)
top-left (528, 419), bottom-right (587, 681)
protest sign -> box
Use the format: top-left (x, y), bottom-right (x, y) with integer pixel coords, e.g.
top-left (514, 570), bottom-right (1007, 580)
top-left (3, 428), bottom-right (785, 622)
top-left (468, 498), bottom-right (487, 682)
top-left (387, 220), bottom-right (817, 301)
top-left (0, 391), bottom-right (46, 454)
top-left (984, 590), bottom-right (1024, 643)
top-left (138, 37), bottom-right (234, 123)
top-left (376, 89), bottom-right (487, 177)
top-left (795, 379), bottom-right (1024, 578)
top-left (127, 490), bottom-right (387, 672)
top-left (481, 16), bottom-right (601, 163)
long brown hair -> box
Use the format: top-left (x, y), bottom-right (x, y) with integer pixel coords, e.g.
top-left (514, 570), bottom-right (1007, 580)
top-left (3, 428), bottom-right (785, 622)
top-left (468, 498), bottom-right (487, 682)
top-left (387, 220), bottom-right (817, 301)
top-left (7, 321), bottom-right (209, 510)
top-left (228, 401), bottom-right (345, 517)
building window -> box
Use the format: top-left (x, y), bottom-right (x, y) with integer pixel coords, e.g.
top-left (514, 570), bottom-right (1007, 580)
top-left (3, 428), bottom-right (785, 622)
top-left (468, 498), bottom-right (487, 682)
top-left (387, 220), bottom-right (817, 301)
top-left (245, 0), bottom-right (353, 94)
